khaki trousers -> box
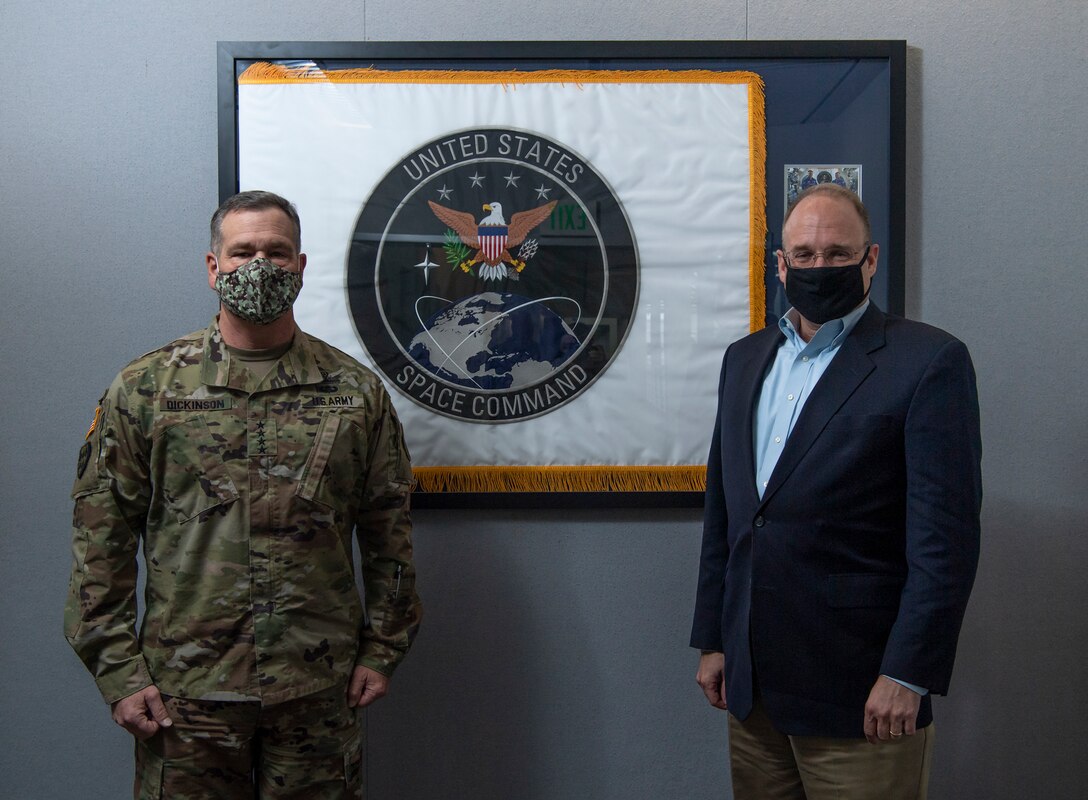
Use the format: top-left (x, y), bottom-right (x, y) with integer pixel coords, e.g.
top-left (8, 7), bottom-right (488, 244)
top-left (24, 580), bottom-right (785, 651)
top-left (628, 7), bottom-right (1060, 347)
top-left (133, 685), bottom-right (363, 800)
top-left (728, 699), bottom-right (933, 800)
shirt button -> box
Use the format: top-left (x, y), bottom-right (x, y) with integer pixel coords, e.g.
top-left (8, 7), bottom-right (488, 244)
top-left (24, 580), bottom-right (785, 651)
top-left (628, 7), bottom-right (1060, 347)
top-left (802, 356), bottom-right (809, 362)
top-left (774, 436), bottom-right (781, 443)
top-left (787, 393), bottom-right (795, 401)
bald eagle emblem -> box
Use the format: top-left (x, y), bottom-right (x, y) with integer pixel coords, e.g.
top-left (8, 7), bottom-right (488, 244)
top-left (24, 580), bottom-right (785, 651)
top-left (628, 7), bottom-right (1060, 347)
top-left (428, 199), bottom-right (557, 281)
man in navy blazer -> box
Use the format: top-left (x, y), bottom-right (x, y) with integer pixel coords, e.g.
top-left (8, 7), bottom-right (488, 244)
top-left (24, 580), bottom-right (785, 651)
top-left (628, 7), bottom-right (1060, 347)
top-left (691, 185), bottom-right (981, 799)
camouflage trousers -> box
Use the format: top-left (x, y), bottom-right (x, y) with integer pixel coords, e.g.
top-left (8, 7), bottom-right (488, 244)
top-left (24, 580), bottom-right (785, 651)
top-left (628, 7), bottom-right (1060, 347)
top-left (133, 685), bottom-right (363, 799)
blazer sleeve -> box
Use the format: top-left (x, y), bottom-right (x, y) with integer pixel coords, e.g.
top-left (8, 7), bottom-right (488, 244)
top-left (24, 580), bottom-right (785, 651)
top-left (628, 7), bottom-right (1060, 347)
top-left (690, 351), bottom-right (731, 651)
top-left (880, 337), bottom-right (982, 693)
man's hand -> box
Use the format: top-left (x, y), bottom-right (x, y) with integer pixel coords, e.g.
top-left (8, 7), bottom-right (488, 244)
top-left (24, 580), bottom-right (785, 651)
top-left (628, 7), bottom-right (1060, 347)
top-left (111, 685), bottom-right (172, 740)
top-left (347, 665), bottom-right (390, 708)
top-left (863, 675), bottom-right (921, 744)
top-left (696, 651), bottom-right (728, 710)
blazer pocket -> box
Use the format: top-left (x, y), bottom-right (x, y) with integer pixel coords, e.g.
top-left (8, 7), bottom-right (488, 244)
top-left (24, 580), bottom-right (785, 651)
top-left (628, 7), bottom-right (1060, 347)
top-left (827, 573), bottom-right (903, 608)
top-left (823, 414), bottom-right (896, 431)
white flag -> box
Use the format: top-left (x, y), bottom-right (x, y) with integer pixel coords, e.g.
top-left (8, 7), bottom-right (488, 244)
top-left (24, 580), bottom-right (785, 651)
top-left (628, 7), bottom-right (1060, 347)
top-left (238, 65), bottom-right (766, 492)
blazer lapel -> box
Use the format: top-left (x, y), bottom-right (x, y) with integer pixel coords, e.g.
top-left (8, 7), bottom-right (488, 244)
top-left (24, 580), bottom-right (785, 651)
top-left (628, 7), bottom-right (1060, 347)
top-left (731, 326), bottom-right (783, 502)
top-left (759, 305), bottom-right (887, 507)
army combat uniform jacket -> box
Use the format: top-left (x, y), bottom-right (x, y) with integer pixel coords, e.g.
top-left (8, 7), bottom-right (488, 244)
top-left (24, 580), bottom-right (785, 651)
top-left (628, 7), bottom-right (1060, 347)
top-left (65, 319), bottom-right (421, 706)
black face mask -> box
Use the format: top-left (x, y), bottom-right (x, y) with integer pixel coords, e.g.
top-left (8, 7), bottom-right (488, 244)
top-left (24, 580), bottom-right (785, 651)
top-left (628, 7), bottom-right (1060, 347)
top-left (784, 246), bottom-right (871, 324)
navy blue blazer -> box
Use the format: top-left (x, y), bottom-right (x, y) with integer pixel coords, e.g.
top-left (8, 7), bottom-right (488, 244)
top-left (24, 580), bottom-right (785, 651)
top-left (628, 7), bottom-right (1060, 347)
top-left (690, 304), bottom-right (982, 737)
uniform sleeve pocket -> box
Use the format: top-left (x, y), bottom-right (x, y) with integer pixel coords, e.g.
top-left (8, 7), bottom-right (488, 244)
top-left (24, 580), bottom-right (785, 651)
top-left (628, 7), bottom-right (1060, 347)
top-left (827, 573), bottom-right (904, 608)
top-left (381, 566), bottom-right (417, 637)
top-left (71, 397), bottom-right (111, 498)
top-left (364, 404), bottom-right (414, 509)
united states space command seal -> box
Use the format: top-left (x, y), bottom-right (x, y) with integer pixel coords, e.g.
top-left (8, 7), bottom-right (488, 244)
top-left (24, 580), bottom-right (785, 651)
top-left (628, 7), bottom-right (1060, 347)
top-left (348, 127), bottom-right (639, 423)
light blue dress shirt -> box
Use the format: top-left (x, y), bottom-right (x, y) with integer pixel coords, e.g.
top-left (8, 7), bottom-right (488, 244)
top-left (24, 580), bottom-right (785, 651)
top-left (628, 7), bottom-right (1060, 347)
top-left (752, 301), bottom-right (926, 697)
top-left (753, 300), bottom-right (870, 498)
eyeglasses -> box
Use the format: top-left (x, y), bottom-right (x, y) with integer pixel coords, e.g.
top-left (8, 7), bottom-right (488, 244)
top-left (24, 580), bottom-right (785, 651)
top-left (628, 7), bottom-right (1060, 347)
top-left (783, 244), bottom-right (870, 268)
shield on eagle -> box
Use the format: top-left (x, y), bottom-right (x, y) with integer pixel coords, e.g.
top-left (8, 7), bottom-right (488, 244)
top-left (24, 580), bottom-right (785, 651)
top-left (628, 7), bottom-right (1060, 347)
top-left (478, 225), bottom-right (508, 263)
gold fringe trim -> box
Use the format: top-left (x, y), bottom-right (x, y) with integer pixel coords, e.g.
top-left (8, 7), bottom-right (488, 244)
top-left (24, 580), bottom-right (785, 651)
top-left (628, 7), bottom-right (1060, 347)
top-left (238, 63), bottom-right (769, 330)
top-left (413, 465), bottom-right (706, 494)
top-left (239, 63), bottom-right (764, 88)
top-left (747, 76), bottom-right (767, 333)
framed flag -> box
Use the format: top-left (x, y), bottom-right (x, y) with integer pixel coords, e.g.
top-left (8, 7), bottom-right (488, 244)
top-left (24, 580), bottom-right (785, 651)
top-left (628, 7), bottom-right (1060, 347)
top-left (218, 41), bottom-right (906, 507)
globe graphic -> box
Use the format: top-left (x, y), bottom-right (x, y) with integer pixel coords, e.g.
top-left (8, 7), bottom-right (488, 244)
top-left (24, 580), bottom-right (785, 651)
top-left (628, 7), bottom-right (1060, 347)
top-left (407, 292), bottom-right (580, 390)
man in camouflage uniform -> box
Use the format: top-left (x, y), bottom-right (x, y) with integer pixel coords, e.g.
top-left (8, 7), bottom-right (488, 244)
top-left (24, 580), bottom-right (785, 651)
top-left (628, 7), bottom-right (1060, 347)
top-left (65, 190), bottom-right (422, 798)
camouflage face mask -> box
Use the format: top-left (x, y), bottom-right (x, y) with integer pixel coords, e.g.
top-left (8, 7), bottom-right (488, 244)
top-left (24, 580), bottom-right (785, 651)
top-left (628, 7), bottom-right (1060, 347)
top-left (214, 257), bottom-right (302, 325)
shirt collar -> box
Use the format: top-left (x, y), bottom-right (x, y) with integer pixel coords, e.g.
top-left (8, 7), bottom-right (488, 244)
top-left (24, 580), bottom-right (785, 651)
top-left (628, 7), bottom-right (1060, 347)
top-left (779, 299), bottom-right (870, 354)
top-left (201, 316), bottom-right (325, 391)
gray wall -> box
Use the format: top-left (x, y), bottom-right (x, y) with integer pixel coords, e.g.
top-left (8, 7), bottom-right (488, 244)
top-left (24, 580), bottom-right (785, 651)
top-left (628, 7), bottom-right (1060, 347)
top-left (2, 1), bottom-right (1085, 797)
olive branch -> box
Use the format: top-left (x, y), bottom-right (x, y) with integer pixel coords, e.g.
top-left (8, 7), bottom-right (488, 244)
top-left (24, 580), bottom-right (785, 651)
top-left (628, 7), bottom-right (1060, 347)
top-left (443, 229), bottom-right (473, 274)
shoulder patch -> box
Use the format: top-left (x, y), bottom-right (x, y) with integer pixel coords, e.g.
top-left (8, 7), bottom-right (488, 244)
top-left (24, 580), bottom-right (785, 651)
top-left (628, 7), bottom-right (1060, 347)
top-left (85, 406), bottom-right (102, 440)
top-left (76, 441), bottom-right (92, 478)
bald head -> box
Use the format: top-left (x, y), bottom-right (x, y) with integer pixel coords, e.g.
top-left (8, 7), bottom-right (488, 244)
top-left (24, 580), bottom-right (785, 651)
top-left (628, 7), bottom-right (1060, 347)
top-left (783, 184), bottom-right (871, 246)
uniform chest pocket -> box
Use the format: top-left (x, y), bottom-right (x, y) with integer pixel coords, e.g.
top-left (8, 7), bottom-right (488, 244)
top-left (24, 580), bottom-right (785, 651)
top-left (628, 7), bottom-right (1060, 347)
top-left (153, 416), bottom-right (240, 523)
top-left (296, 413), bottom-right (364, 513)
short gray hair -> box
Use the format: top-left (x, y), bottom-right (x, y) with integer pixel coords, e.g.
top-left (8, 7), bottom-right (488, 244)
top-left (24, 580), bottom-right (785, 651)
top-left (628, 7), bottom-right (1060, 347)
top-left (210, 190), bottom-right (302, 254)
